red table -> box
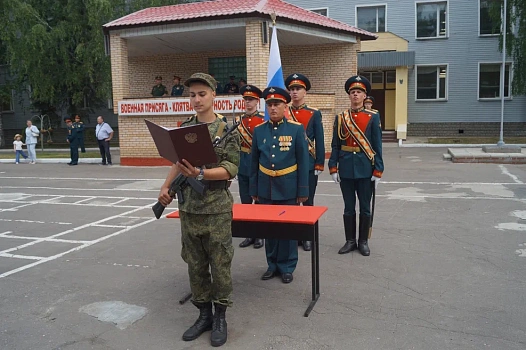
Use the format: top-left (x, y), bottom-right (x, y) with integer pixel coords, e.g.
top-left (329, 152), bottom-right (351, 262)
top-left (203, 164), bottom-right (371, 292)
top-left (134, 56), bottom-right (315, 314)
top-left (167, 203), bottom-right (328, 317)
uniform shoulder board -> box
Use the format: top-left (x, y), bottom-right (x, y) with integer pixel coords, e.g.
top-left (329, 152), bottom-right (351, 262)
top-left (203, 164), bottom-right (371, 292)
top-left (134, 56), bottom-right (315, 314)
top-left (364, 108), bottom-right (379, 114)
top-left (255, 121), bottom-right (268, 128)
top-left (306, 106), bottom-right (319, 111)
top-left (287, 119), bottom-right (302, 126)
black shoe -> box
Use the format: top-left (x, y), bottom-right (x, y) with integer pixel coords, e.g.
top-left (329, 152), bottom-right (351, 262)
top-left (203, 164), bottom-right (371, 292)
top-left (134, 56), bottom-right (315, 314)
top-left (281, 273), bottom-right (293, 284)
top-left (358, 241), bottom-right (370, 256)
top-left (67, 162), bottom-right (71, 165)
top-left (302, 241), bottom-right (312, 251)
top-left (261, 270), bottom-right (276, 280)
top-left (239, 238), bottom-right (254, 248)
top-left (101, 162), bottom-right (107, 165)
top-left (210, 304), bottom-right (228, 347)
top-left (338, 240), bottom-right (357, 254)
top-left (182, 302), bottom-right (213, 341)
top-left (358, 214), bottom-right (371, 256)
top-left (68, 163), bottom-right (77, 166)
top-left (253, 239), bottom-right (264, 249)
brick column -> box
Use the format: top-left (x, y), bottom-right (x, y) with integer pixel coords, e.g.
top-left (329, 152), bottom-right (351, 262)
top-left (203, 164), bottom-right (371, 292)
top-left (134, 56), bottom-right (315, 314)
top-left (110, 34), bottom-right (130, 112)
top-left (245, 21), bottom-right (269, 90)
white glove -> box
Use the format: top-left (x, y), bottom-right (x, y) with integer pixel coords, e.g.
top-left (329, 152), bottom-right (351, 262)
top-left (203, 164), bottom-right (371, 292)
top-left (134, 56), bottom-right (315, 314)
top-left (331, 173), bottom-right (340, 184)
top-left (371, 176), bottom-right (381, 189)
top-left (314, 170), bottom-right (323, 176)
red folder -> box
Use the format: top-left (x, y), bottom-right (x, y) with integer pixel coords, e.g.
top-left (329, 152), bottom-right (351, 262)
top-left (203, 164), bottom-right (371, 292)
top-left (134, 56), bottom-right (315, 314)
top-left (145, 119), bottom-right (217, 166)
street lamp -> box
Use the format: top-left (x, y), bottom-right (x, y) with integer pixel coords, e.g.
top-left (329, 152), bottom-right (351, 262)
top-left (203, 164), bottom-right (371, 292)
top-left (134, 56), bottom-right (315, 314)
top-left (498, 0), bottom-right (507, 146)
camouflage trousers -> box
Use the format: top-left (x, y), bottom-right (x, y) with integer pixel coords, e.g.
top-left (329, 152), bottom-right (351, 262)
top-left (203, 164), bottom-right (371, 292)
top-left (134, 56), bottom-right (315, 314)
top-left (179, 211), bottom-right (234, 307)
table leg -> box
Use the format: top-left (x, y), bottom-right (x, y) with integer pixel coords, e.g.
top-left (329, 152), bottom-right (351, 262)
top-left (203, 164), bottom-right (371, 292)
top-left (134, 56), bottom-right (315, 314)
top-left (304, 221), bottom-right (320, 317)
top-left (179, 292), bottom-right (192, 304)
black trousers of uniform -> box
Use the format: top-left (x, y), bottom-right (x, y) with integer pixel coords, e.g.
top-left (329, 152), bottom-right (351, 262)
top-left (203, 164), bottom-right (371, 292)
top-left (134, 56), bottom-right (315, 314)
top-left (97, 139), bottom-right (112, 164)
top-left (303, 170), bottom-right (318, 207)
top-left (69, 139), bottom-right (79, 164)
top-left (237, 174), bottom-right (252, 204)
top-left (339, 178), bottom-right (372, 217)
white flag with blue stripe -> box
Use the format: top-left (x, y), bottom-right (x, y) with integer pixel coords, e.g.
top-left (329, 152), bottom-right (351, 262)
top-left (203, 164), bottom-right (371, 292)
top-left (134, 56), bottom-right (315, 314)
top-left (265, 26), bottom-right (285, 121)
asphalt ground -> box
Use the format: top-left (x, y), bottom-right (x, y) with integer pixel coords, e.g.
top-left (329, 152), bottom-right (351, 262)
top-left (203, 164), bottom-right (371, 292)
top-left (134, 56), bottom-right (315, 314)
top-left (0, 147), bottom-right (525, 350)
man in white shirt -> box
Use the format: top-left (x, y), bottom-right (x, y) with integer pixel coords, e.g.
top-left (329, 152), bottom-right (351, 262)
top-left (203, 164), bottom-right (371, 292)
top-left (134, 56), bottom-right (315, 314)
top-left (95, 116), bottom-right (114, 165)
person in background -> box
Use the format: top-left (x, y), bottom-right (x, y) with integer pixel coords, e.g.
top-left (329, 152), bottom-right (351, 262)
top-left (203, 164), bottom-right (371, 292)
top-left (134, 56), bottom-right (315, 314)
top-left (74, 115), bottom-right (86, 153)
top-left (95, 116), bottom-right (114, 166)
top-left (65, 116), bottom-right (83, 166)
top-left (364, 96), bottom-right (378, 113)
top-left (238, 78), bottom-right (247, 89)
top-left (25, 120), bottom-right (40, 164)
top-left (13, 134), bottom-right (28, 164)
top-left (151, 76), bottom-right (168, 97)
top-left (171, 76), bottom-right (184, 96)
top-left (223, 75), bottom-right (239, 94)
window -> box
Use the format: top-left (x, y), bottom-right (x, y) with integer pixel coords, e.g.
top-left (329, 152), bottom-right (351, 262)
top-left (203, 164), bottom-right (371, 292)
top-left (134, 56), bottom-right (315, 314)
top-left (357, 5), bottom-right (386, 33)
top-left (0, 89), bottom-right (14, 112)
top-left (416, 65), bottom-right (447, 100)
top-left (208, 56), bottom-right (247, 94)
top-left (416, 1), bottom-right (447, 38)
top-left (309, 8), bottom-right (328, 17)
top-left (479, 63), bottom-right (511, 99)
top-left (480, 0), bottom-right (500, 35)
top-left (386, 71), bottom-right (396, 84)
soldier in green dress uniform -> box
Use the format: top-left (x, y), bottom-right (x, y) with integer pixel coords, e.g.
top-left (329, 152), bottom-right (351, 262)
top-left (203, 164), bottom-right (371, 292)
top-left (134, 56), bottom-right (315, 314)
top-left (64, 116), bottom-right (83, 166)
top-left (328, 75), bottom-right (384, 257)
top-left (249, 86), bottom-right (309, 284)
top-left (364, 96), bottom-right (378, 113)
top-left (151, 76), bottom-right (168, 97)
top-left (158, 73), bottom-right (240, 347)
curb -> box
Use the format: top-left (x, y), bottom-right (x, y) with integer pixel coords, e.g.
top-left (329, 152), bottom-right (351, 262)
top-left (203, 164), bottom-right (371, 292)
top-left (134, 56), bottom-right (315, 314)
top-left (0, 158), bottom-right (104, 164)
top-left (399, 143), bottom-right (526, 148)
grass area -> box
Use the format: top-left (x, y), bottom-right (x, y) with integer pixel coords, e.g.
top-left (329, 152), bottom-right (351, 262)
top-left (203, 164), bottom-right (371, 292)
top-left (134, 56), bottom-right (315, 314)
top-left (0, 151), bottom-right (101, 159)
top-left (427, 137), bottom-right (526, 144)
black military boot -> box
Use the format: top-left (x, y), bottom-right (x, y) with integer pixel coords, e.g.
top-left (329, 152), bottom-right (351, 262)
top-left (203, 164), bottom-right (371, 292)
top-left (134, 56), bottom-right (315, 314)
top-left (338, 214), bottom-right (357, 254)
top-left (210, 303), bottom-right (228, 347)
top-left (239, 238), bottom-right (254, 248)
top-left (358, 214), bottom-right (371, 256)
top-left (182, 301), bottom-right (213, 341)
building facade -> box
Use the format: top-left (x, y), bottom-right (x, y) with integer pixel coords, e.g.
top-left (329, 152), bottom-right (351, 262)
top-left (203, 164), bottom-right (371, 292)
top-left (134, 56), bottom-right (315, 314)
top-left (288, 0), bottom-right (526, 137)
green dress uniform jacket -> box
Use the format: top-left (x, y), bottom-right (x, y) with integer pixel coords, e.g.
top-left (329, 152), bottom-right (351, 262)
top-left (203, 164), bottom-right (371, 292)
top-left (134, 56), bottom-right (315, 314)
top-left (249, 118), bottom-right (309, 201)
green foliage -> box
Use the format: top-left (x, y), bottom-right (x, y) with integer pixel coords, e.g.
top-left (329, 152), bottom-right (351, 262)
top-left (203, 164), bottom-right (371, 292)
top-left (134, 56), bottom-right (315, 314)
top-left (0, 0), bottom-right (182, 114)
top-left (489, 0), bottom-right (526, 95)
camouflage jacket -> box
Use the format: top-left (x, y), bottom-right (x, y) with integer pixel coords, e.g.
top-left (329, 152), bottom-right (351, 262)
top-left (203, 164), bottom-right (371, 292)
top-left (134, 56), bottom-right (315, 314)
top-left (179, 114), bottom-right (240, 214)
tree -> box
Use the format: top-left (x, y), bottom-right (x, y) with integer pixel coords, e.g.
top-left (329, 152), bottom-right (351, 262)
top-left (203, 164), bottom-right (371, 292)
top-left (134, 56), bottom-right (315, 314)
top-left (0, 0), bottom-right (183, 119)
top-left (489, 0), bottom-right (526, 95)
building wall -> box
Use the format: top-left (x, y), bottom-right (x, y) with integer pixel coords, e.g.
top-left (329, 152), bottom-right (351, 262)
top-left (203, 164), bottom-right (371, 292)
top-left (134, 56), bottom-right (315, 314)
top-left (287, 0), bottom-right (526, 131)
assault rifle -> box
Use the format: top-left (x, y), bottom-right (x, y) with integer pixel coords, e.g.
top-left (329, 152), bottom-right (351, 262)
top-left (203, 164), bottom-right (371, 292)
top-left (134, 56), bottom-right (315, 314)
top-left (152, 115), bottom-right (240, 219)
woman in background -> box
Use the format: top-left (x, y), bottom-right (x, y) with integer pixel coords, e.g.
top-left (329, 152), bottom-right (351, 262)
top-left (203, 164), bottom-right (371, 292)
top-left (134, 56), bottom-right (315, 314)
top-left (25, 120), bottom-right (40, 164)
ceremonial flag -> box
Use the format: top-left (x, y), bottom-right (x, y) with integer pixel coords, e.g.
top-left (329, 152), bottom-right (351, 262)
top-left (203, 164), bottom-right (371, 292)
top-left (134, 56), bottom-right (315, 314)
top-left (265, 25), bottom-right (285, 121)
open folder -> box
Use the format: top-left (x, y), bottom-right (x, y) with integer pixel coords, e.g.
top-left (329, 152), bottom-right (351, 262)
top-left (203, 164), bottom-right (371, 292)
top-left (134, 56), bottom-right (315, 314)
top-left (145, 119), bottom-right (217, 166)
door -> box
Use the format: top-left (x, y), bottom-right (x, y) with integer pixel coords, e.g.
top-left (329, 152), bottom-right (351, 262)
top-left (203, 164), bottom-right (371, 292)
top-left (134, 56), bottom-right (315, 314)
top-left (368, 89), bottom-right (385, 130)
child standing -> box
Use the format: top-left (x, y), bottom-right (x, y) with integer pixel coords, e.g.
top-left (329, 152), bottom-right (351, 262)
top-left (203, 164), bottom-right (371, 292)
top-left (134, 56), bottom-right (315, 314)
top-left (13, 134), bottom-right (28, 164)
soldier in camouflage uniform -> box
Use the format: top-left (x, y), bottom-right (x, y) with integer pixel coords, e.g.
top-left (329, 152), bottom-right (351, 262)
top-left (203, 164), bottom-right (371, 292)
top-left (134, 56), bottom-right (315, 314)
top-left (151, 76), bottom-right (168, 97)
top-left (158, 73), bottom-right (239, 348)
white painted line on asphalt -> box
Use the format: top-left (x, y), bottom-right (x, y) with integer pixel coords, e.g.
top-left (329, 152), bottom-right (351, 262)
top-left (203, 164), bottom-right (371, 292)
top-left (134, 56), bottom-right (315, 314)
top-left (0, 186), bottom-right (157, 192)
top-left (0, 200), bottom-right (146, 209)
top-left (0, 176), bottom-right (158, 181)
top-left (92, 224), bottom-right (127, 229)
top-left (0, 219), bottom-right (72, 225)
top-left (2, 193), bottom-right (155, 200)
top-left (499, 165), bottom-right (524, 184)
top-left (317, 180), bottom-right (524, 185)
top-left (0, 253), bottom-right (44, 260)
top-left (0, 231), bottom-right (13, 236)
top-left (72, 197), bottom-right (97, 204)
top-left (0, 206), bottom-right (157, 278)
top-left (0, 204), bottom-right (156, 257)
top-left (0, 234), bottom-right (89, 244)
top-left (108, 198), bottom-right (130, 205)
top-left (0, 203), bottom-right (35, 212)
